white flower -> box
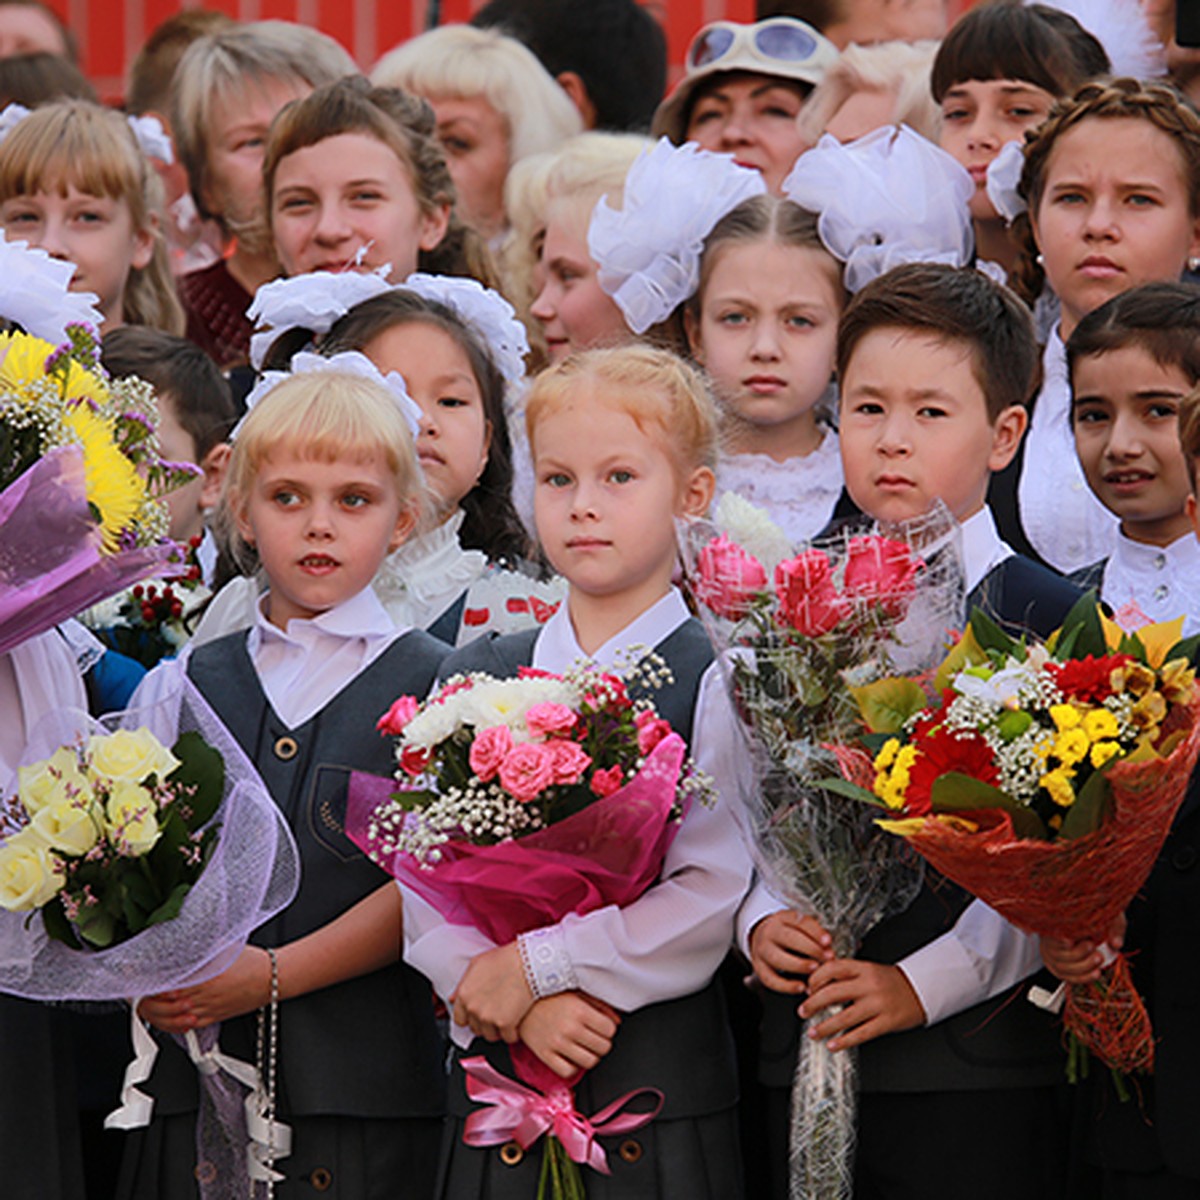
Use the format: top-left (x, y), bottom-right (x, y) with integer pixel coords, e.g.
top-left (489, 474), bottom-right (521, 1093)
top-left (0, 832), bottom-right (64, 910)
top-left (714, 492), bottom-right (793, 575)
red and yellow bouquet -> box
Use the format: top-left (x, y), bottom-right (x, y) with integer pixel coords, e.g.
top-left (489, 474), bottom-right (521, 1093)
top-left (829, 595), bottom-right (1200, 1076)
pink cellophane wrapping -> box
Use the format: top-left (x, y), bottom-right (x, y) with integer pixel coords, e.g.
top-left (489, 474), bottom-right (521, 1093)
top-left (896, 696), bottom-right (1200, 1073)
top-left (0, 445), bottom-right (182, 658)
top-left (0, 676), bottom-right (301, 999)
top-left (347, 732), bottom-right (688, 946)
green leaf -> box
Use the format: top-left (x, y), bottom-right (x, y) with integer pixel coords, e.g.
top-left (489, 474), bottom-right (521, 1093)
top-left (74, 904), bottom-right (116, 949)
top-left (1165, 633), bottom-right (1200, 668)
top-left (145, 882), bottom-right (191, 928)
top-left (819, 777), bottom-right (889, 808)
top-left (1058, 767), bottom-right (1112, 841)
top-left (168, 731), bottom-right (224, 830)
top-left (968, 607), bottom-right (1019, 658)
top-left (1055, 590), bottom-right (1107, 659)
top-left (147, 809), bottom-right (189, 893)
top-left (41, 897), bottom-right (81, 950)
top-left (929, 774), bottom-right (1048, 838)
top-left (849, 677), bottom-right (929, 733)
top-left (120, 867), bottom-right (159, 930)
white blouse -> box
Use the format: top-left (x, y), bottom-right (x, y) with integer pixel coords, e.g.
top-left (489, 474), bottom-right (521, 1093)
top-left (1100, 531), bottom-right (1200, 637)
top-left (401, 588), bottom-right (755, 1047)
top-left (714, 430), bottom-right (844, 547)
top-left (134, 587), bottom-right (410, 731)
top-left (1018, 328), bottom-right (1118, 573)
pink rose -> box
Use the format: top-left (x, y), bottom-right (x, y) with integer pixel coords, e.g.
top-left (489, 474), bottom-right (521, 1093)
top-left (376, 695), bottom-right (420, 735)
top-left (693, 536), bottom-right (767, 619)
top-left (842, 536), bottom-right (922, 618)
top-left (590, 764), bottom-right (624, 798)
top-left (498, 742), bottom-right (556, 803)
top-left (399, 745), bottom-right (432, 777)
top-left (775, 550), bottom-right (849, 637)
top-left (469, 725), bottom-right (513, 782)
top-left (634, 709), bottom-right (673, 756)
top-left (546, 739), bottom-right (592, 785)
top-left (525, 702), bottom-right (578, 739)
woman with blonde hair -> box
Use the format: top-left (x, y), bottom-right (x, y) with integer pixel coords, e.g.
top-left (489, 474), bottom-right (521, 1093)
top-left (372, 24), bottom-right (582, 242)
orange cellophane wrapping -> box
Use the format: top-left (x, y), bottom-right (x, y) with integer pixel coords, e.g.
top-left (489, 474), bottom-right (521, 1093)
top-left (896, 696), bottom-right (1200, 1074)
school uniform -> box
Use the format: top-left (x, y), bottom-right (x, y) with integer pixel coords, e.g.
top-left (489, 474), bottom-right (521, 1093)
top-left (116, 589), bottom-right (450, 1200)
top-left (1070, 531), bottom-right (1200, 637)
top-left (402, 590), bottom-right (754, 1200)
top-left (1079, 765), bottom-right (1200, 1198)
top-left (741, 508), bottom-right (1083, 1200)
top-left (990, 327), bottom-right (1119, 574)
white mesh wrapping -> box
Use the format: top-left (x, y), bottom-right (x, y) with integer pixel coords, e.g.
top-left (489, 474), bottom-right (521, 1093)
top-left (0, 676), bottom-right (300, 999)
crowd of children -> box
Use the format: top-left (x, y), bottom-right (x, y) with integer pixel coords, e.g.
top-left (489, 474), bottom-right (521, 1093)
top-left (2, 0), bottom-right (1200, 1197)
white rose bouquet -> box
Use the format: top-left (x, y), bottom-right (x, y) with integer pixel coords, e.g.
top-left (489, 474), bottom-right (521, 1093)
top-left (0, 726), bottom-right (221, 950)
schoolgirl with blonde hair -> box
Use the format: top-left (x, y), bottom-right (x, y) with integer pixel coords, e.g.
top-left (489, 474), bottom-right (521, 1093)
top-left (0, 100), bottom-right (184, 334)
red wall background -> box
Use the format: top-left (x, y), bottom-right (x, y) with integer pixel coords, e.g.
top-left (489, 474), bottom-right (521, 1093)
top-left (54, 0), bottom-right (976, 104)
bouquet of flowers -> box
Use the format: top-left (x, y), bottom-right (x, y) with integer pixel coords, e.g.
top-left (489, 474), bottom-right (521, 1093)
top-left (828, 595), bottom-right (1200, 1080)
top-left (81, 535), bottom-right (211, 668)
top-left (0, 679), bottom-right (301, 1196)
top-left (347, 655), bottom-right (713, 1200)
top-left (0, 322), bottom-right (197, 656)
top-left (679, 496), bottom-right (964, 1200)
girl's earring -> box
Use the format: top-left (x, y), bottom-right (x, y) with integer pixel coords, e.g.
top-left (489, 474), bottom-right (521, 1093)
top-left (1188, 256), bottom-right (1200, 273)
top-left (1035, 253), bottom-right (1045, 267)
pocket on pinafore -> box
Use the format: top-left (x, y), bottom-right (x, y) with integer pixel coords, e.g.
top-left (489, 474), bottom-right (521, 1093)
top-left (303, 762), bottom-right (365, 863)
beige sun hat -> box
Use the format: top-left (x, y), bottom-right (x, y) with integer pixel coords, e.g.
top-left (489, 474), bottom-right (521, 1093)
top-left (652, 17), bottom-right (839, 144)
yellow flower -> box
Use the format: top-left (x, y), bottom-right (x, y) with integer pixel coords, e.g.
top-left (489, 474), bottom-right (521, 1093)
top-left (874, 738), bottom-right (900, 773)
top-left (18, 747), bottom-right (91, 815)
top-left (66, 402), bottom-right (145, 552)
top-left (1049, 704), bottom-right (1081, 732)
top-left (1130, 690), bottom-right (1167, 732)
top-left (1054, 728), bottom-right (1090, 767)
top-left (104, 781), bottom-right (161, 856)
top-left (1082, 709), bottom-right (1120, 741)
top-left (0, 330), bottom-right (107, 402)
top-left (1112, 662), bottom-right (1156, 698)
top-left (1041, 767), bottom-right (1076, 807)
top-left (1090, 741), bottom-right (1122, 769)
top-left (0, 832), bottom-right (64, 911)
top-left (1160, 657), bottom-right (1196, 706)
top-left (88, 729), bottom-right (180, 785)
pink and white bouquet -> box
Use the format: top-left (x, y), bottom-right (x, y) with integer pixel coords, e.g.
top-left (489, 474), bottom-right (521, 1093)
top-left (347, 655), bottom-right (713, 1200)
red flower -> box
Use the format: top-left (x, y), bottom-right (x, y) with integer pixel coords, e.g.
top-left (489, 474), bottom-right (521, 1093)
top-left (693, 536), bottom-right (767, 619)
top-left (590, 764), bottom-right (624, 798)
top-left (904, 728), bottom-right (1000, 816)
top-left (842, 536), bottom-right (922, 618)
top-left (399, 745), bottom-right (432, 777)
top-left (546, 739), bottom-right (592, 785)
top-left (376, 695), bottom-right (420, 736)
top-left (774, 550), bottom-right (849, 637)
top-left (469, 725), bottom-right (513, 782)
top-left (634, 709), bottom-right (673, 755)
top-left (1048, 654), bottom-right (1131, 704)
top-left (525, 702), bottom-right (578, 738)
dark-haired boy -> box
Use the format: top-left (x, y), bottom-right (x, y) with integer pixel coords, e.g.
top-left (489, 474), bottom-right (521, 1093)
top-left (745, 263), bottom-right (1081, 1198)
top-left (101, 327), bottom-right (234, 583)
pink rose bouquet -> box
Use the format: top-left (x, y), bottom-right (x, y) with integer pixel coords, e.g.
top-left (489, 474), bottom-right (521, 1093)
top-left (678, 499), bottom-right (965, 1200)
top-left (346, 655), bottom-right (714, 1200)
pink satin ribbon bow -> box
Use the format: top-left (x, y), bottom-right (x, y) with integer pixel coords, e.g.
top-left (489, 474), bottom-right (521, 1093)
top-left (460, 1056), bottom-right (663, 1175)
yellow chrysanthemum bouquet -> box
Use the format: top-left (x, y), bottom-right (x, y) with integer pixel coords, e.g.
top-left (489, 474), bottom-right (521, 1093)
top-left (0, 323), bottom-right (197, 655)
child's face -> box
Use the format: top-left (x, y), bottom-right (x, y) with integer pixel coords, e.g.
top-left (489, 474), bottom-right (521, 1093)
top-left (689, 241), bottom-right (840, 452)
top-left (530, 203), bottom-right (628, 362)
top-left (1032, 117), bottom-right (1200, 337)
top-left (0, 186), bottom-right (153, 329)
top-left (1072, 345), bottom-right (1194, 545)
top-left (271, 132), bottom-right (450, 281)
top-left (361, 321), bottom-right (491, 516)
top-left (937, 78), bottom-right (1057, 223)
top-left (685, 73), bottom-right (808, 194)
top-left (839, 327), bottom-right (1025, 523)
top-left (533, 389), bottom-right (711, 612)
top-left (236, 446), bottom-right (414, 629)
top-left (203, 77), bottom-right (310, 238)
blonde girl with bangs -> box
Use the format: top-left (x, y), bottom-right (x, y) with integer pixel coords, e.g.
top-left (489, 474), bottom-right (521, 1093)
top-left (405, 344), bottom-right (754, 1200)
top-left (0, 100), bottom-right (184, 335)
top-left (123, 370), bottom-right (451, 1200)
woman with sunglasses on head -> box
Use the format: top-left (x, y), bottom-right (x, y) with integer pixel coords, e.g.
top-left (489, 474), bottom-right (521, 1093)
top-left (651, 17), bottom-right (838, 194)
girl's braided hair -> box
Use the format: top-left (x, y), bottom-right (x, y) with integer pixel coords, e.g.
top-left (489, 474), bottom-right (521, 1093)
top-left (1010, 78), bottom-right (1200, 307)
